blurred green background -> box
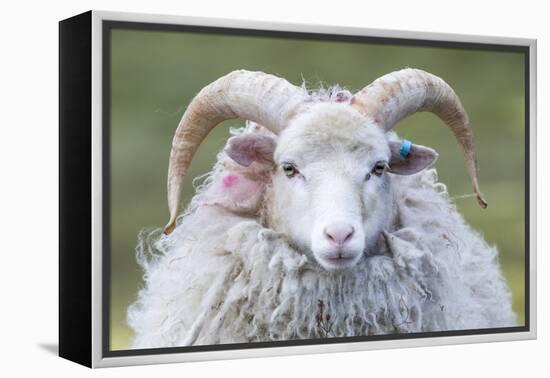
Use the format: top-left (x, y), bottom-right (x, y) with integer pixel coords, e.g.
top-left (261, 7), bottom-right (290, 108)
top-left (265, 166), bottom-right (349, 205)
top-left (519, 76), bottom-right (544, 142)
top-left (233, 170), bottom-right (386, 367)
top-left (109, 28), bottom-right (526, 350)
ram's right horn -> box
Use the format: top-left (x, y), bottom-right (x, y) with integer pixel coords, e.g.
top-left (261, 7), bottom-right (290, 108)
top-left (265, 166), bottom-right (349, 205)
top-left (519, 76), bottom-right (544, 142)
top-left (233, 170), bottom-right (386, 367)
top-left (164, 70), bottom-right (307, 234)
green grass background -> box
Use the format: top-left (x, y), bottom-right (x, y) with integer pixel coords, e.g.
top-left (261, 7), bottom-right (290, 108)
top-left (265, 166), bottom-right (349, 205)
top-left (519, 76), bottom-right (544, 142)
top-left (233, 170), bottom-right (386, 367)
top-left (109, 28), bottom-right (526, 350)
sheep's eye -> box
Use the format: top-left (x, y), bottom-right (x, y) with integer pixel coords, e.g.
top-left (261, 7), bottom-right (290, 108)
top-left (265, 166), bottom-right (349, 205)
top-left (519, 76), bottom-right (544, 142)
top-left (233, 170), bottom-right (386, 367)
top-left (282, 163), bottom-right (298, 178)
top-left (371, 161), bottom-right (386, 176)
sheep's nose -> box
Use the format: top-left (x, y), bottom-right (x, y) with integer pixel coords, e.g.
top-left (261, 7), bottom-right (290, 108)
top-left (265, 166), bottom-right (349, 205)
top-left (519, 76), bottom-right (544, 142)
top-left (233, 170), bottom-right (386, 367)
top-left (324, 223), bottom-right (355, 247)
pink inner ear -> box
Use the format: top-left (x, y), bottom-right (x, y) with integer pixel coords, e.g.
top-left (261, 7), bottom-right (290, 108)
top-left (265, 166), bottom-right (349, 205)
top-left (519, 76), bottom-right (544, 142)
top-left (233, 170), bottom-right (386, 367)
top-left (225, 134), bottom-right (276, 167)
top-left (388, 141), bottom-right (438, 175)
top-left (222, 174), bottom-right (239, 188)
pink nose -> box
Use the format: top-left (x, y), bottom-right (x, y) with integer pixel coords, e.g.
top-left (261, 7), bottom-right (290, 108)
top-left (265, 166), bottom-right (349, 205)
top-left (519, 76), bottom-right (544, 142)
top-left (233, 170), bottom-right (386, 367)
top-left (324, 223), bottom-right (355, 247)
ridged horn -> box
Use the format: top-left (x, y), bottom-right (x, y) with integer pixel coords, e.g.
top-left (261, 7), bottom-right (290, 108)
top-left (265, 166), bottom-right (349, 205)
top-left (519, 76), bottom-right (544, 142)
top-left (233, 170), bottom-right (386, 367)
top-left (164, 70), bottom-right (307, 234)
top-left (351, 68), bottom-right (487, 209)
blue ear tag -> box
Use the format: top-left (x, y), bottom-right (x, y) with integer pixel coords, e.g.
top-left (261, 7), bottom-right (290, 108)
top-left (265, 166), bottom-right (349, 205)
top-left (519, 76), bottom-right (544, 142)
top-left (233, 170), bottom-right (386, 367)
top-left (399, 139), bottom-right (412, 159)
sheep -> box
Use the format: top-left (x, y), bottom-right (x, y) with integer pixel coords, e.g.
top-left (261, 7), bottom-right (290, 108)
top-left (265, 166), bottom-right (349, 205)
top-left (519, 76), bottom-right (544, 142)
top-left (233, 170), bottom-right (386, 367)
top-left (127, 68), bottom-right (516, 348)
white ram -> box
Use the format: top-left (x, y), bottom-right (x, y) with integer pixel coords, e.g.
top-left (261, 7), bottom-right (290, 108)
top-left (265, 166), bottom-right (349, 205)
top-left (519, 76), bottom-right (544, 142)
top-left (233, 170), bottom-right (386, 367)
top-left (128, 68), bottom-right (516, 348)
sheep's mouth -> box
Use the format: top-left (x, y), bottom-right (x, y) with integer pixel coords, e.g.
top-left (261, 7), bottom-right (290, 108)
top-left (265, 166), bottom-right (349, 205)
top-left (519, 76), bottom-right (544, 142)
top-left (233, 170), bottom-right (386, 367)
top-left (325, 255), bottom-right (355, 262)
top-left (317, 253), bottom-right (361, 270)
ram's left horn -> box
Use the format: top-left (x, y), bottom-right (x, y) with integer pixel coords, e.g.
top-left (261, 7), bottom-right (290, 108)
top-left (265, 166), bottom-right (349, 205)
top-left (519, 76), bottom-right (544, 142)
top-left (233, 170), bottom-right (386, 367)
top-left (351, 68), bottom-right (487, 209)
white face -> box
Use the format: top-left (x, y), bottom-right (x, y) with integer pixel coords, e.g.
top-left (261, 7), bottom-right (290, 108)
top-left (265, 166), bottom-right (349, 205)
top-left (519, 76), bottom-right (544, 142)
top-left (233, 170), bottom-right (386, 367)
top-left (270, 104), bottom-right (393, 270)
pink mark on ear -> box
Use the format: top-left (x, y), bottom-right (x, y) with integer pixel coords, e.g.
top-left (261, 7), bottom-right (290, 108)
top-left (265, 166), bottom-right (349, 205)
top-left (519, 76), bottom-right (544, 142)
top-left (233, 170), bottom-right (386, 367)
top-left (222, 174), bottom-right (240, 188)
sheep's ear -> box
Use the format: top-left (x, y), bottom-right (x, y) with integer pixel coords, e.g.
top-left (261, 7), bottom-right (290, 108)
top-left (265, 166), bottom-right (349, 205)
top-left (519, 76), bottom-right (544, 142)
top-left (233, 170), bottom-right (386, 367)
top-left (225, 134), bottom-right (277, 167)
top-left (388, 141), bottom-right (438, 175)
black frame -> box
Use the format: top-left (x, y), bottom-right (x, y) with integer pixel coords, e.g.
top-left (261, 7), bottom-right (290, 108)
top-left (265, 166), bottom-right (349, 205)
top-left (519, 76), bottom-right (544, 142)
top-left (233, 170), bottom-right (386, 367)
top-left (59, 11), bottom-right (92, 367)
top-left (58, 12), bottom-right (531, 367)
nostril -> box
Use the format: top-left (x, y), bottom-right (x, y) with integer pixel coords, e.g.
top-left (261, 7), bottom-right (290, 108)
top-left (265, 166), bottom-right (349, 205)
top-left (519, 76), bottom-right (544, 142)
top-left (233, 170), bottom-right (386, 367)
top-left (344, 228), bottom-right (354, 243)
top-left (324, 223), bottom-right (355, 246)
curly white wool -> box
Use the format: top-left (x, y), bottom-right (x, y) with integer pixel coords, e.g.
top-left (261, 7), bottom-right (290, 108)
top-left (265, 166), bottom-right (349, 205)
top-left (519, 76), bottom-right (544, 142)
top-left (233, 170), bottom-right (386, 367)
top-left (127, 127), bottom-right (515, 348)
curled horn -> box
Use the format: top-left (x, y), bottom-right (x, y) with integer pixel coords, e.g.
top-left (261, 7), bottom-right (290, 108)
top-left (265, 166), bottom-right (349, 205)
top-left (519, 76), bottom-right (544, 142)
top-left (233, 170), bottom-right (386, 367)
top-left (351, 68), bottom-right (488, 209)
top-left (164, 70), bottom-right (307, 234)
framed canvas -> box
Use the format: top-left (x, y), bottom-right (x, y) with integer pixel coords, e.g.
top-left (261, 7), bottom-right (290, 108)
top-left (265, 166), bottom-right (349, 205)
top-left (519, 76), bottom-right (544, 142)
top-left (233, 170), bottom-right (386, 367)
top-left (59, 10), bottom-right (537, 368)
